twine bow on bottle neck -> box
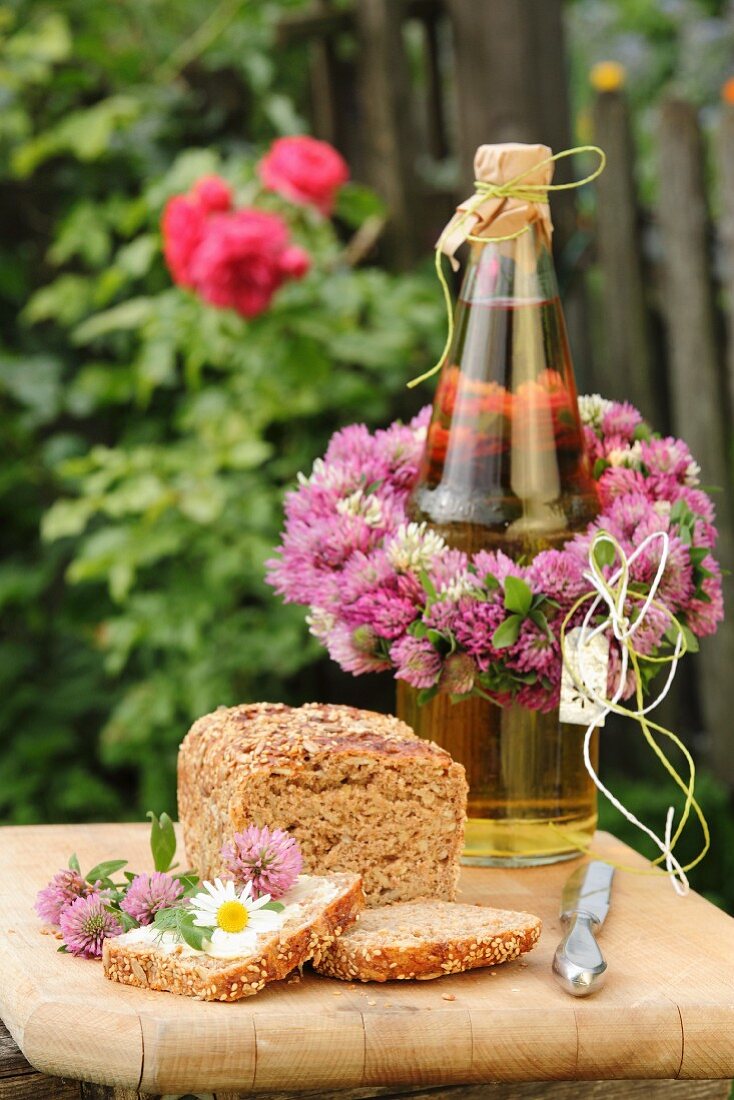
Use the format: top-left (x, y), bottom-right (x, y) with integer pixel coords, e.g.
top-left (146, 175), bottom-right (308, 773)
top-left (561, 530), bottom-right (709, 896)
top-left (408, 144), bottom-right (607, 389)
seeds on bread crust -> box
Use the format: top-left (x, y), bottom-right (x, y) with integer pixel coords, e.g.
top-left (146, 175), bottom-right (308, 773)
top-left (313, 898), bottom-right (541, 983)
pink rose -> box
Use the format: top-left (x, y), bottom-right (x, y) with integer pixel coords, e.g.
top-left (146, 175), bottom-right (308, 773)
top-left (161, 174), bottom-right (232, 287)
top-left (191, 175), bottom-right (233, 213)
top-left (258, 135), bottom-right (349, 216)
top-left (279, 245), bottom-right (311, 279)
top-left (162, 173), bottom-right (311, 317)
top-left (161, 195), bottom-right (206, 288)
top-left (188, 208), bottom-right (310, 319)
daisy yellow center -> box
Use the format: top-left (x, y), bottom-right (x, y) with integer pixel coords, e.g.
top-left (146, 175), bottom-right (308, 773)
top-left (216, 899), bottom-right (249, 934)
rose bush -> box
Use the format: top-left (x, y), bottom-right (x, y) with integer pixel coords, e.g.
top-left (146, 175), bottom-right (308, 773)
top-left (30, 138), bottom-right (443, 816)
top-left (188, 207), bottom-right (309, 318)
top-left (0, 3), bottom-right (446, 825)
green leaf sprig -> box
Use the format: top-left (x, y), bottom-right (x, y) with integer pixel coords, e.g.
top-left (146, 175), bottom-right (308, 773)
top-left (147, 810), bottom-right (177, 872)
top-left (491, 575), bottom-right (558, 650)
top-left (52, 810), bottom-right (200, 942)
top-left (153, 906), bottom-right (213, 951)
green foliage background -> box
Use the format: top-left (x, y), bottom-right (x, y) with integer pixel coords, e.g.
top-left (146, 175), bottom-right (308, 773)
top-left (1, 0), bottom-right (731, 912)
top-left (0, 0), bottom-right (442, 822)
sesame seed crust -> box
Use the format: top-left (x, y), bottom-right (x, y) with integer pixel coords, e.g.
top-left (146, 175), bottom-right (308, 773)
top-left (102, 872), bottom-right (364, 1001)
top-left (313, 899), bottom-right (541, 983)
top-left (181, 702), bottom-right (456, 779)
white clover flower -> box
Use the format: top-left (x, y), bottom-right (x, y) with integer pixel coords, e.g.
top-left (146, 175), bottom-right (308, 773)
top-left (297, 458), bottom-right (348, 490)
top-left (577, 394), bottom-right (613, 429)
top-left (386, 523), bottom-right (447, 573)
top-left (684, 459), bottom-right (701, 487)
top-left (336, 489), bottom-right (383, 527)
top-left (306, 608), bottom-right (336, 642)
top-left (439, 572), bottom-right (480, 601)
top-left (606, 440), bottom-right (643, 470)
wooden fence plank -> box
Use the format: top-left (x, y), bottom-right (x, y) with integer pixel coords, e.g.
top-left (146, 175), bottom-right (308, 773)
top-left (716, 103), bottom-right (734, 421)
top-left (276, 5), bottom-right (352, 44)
top-left (307, 0), bottom-right (341, 146)
top-left (419, 1), bottom-right (449, 161)
top-left (354, 0), bottom-right (422, 269)
top-left (589, 91), bottom-right (691, 762)
top-left (447, 0), bottom-right (592, 386)
top-left (657, 98), bottom-right (734, 785)
top-left (592, 90), bottom-right (657, 420)
top-left (447, 0), bottom-right (574, 236)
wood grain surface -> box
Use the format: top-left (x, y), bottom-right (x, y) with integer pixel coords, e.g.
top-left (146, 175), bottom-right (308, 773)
top-left (1, 824), bottom-right (733, 1095)
top-left (0, 1017), bottom-right (731, 1100)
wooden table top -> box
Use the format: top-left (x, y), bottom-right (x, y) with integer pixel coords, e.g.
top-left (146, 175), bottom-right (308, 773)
top-left (1, 823), bottom-right (733, 1095)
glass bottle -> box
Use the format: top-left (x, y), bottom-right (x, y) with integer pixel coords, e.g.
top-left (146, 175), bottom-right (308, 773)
top-left (398, 218), bottom-right (601, 866)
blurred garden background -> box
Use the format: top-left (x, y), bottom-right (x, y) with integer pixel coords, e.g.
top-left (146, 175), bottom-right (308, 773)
top-left (1, 0), bottom-right (733, 907)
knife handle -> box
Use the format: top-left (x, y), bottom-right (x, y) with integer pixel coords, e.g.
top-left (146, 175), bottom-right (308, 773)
top-left (552, 910), bottom-right (607, 997)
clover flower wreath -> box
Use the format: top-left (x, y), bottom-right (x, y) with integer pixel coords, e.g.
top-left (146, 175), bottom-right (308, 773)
top-left (267, 394), bottom-right (723, 712)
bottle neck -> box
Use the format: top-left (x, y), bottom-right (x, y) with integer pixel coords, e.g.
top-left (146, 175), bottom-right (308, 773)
top-left (460, 221), bottom-right (557, 313)
top-left (408, 220), bottom-right (600, 554)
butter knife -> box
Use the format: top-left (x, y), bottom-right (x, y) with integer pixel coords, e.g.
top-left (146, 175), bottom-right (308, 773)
top-left (552, 860), bottom-right (614, 997)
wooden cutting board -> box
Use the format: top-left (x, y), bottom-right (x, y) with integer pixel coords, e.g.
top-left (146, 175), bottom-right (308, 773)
top-left (1, 824), bottom-right (733, 1095)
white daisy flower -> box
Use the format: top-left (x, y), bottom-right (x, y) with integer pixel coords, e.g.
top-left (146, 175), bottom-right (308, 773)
top-left (189, 879), bottom-right (284, 956)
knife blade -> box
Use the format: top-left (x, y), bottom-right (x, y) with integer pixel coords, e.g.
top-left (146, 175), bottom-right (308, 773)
top-left (552, 860), bottom-right (614, 997)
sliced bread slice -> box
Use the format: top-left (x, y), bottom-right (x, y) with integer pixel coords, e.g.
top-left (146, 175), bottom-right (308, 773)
top-left (103, 871), bottom-right (363, 1001)
top-left (313, 898), bottom-right (541, 982)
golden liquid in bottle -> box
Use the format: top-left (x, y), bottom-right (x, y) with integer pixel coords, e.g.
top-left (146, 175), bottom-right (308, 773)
top-left (399, 233), bottom-right (601, 864)
top-left (397, 683), bottom-right (599, 865)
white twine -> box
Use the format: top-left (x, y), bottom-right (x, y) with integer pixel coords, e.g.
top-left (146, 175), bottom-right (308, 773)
top-left (571, 530), bottom-right (688, 895)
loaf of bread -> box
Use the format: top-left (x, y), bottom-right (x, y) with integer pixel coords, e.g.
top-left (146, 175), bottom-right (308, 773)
top-left (178, 702), bottom-right (467, 906)
top-left (314, 898), bottom-right (541, 982)
top-left (103, 871), bottom-right (363, 1001)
